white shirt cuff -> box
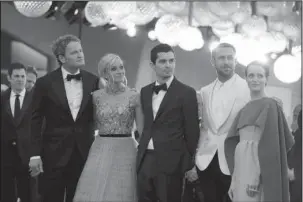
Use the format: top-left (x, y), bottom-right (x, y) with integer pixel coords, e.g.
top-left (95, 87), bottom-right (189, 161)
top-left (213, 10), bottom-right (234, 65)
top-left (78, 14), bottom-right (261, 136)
top-left (30, 156), bottom-right (41, 160)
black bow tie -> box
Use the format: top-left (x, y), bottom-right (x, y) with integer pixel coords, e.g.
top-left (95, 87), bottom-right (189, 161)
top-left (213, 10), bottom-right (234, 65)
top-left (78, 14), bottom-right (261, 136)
top-left (153, 83), bottom-right (167, 94)
top-left (66, 73), bottom-right (81, 81)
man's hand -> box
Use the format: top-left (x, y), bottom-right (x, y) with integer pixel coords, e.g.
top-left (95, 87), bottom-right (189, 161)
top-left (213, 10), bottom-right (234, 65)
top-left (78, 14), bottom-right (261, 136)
top-left (288, 168), bottom-right (295, 181)
top-left (185, 166), bottom-right (199, 182)
top-left (29, 158), bottom-right (43, 177)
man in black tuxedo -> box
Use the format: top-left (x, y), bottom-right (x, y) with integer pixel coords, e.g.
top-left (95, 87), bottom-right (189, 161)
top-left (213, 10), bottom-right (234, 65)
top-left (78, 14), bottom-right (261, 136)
top-left (137, 44), bottom-right (200, 202)
top-left (28, 34), bottom-right (99, 202)
top-left (1, 63), bottom-right (33, 202)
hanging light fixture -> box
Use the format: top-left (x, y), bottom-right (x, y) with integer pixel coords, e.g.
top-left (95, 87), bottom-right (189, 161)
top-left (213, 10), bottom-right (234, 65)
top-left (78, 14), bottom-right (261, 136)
top-left (84, 2), bottom-right (110, 27)
top-left (274, 54), bottom-right (301, 83)
top-left (212, 20), bottom-right (235, 38)
top-left (154, 14), bottom-right (186, 46)
top-left (207, 2), bottom-right (241, 19)
top-left (231, 2), bottom-right (252, 24)
top-left (193, 2), bottom-right (219, 26)
top-left (14, 1), bottom-right (53, 18)
top-left (157, 1), bottom-right (187, 14)
top-left (178, 26), bottom-right (204, 51)
top-left (124, 2), bottom-right (158, 26)
top-left (99, 1), bottom-right (137, 23)
top-left (240, 2), bottom-right (267, 38)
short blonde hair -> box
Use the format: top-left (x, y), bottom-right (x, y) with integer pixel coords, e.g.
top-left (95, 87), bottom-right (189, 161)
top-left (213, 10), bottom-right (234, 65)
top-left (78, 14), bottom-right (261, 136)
top-left (97, 53), bottom-right (123, 78)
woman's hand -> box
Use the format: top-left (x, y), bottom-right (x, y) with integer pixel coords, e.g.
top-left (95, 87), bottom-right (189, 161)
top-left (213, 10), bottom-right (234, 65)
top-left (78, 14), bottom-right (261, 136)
top-left (185, 167), bottom-right (199, 182)
top-left (228, 187), bottom-right (234, 200)
top-left (246, 184), bottom-right (260, 197)
top-left (246, 176), bottom-right (261, 198)
top-left (288, 168), bottom-right (295, 181)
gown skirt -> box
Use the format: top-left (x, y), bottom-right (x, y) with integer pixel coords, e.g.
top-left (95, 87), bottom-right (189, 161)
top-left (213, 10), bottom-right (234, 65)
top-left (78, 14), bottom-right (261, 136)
top-left (73, 135), bottom-right (137, 202)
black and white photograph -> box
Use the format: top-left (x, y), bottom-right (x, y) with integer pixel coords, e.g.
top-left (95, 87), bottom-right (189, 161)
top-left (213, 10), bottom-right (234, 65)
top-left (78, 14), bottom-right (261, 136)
top-left (1, 1), bottom-right (302, 202)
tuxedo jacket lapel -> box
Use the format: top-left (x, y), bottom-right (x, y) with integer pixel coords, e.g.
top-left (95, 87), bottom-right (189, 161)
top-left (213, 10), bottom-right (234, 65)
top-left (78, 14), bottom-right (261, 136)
top-left (51, 68), bottom-right (73, 119)
top-left (205, 82), bottom-right (217, 132)
top-left (206, 76), bottom-right (238, 131)
top-left (76, 71), bottom-right (92, 121)
top-left (144, 83), bottom-right (155, 124)
top-left (154, 78), bottom-right (178, 121)
top-left (217, 77), bottom-right (238, 129)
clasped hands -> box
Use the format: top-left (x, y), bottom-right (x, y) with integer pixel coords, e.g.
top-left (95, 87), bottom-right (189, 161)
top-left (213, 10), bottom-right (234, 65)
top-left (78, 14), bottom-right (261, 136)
top-left (29, 158), bottom-right (44, 177)
top-left (185, 166), bottom-right (199, 182)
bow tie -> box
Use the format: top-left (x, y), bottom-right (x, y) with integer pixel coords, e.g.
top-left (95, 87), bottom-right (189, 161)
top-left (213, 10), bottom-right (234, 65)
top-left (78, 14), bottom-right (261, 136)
top-left (153, 83), bottom-right (167, 94)
top-left (66, 73), bottom-right (81, 81)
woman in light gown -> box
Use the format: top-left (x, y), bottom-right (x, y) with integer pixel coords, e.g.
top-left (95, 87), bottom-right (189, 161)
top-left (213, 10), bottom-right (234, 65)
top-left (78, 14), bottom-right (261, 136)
top-left (73, 53), bottom-right (143, 202)
top-left (224, 61), bottom-right (294, 202)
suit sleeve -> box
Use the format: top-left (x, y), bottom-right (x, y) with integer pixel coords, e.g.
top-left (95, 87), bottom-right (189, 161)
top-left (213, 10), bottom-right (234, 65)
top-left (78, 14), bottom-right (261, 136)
top-left (183, 88), bottom-right (200, 157)
top-left (30, 78), bottom-right (45, 157)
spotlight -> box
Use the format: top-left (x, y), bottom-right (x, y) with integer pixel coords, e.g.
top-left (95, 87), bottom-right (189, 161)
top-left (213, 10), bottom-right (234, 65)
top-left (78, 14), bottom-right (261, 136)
top-left (103, 23), bottom-right (118, 31)
top-left (127, 27), bottom-right (137, 37)
top-left (63, 2), bottom-right (87, 25)
top-left (44, 1), bottom-right (65, 20)
top-left (109, 26), bottom-right (118, 31)
top-left (74, 9), bottom-right (79, 15)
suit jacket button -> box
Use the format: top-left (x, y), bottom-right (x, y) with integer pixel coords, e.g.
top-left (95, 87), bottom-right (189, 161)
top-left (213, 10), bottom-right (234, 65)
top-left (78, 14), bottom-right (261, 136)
top-left (12, 141), bottom-right (16, 146)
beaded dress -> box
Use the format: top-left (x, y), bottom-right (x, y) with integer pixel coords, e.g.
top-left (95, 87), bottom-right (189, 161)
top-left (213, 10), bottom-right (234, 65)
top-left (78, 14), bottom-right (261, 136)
top-left (73, 87), bottom-right (139, 202)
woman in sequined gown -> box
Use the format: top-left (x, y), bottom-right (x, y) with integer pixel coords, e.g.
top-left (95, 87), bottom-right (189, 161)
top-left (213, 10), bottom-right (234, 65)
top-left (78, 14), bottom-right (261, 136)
top-left (73, 54), bottom-right (143, 202)
top-left (224, 61), bottom-right (294, 202)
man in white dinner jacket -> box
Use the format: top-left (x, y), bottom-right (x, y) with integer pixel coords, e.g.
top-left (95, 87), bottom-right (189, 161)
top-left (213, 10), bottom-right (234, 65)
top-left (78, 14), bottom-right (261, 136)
top-left (186, 43), bottom-right (250, 202)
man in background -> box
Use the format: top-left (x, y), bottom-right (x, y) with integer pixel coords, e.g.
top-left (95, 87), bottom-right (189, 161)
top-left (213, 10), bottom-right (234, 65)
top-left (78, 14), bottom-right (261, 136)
top-left (1, 63), bottom-right (33, 202)
top-left (25, 66), bottom-right (38, 91)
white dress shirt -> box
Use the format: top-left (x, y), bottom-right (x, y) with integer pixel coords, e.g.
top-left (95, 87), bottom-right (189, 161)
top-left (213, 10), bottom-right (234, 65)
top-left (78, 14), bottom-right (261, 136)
top-left (211, 74), bottom-right (237, 129)
top-left (10, 88), bottom-right (26, 116)
top-left (61, 67), bottom-right (83, 121)
top-left (147, 76), bottom-right (174, 150)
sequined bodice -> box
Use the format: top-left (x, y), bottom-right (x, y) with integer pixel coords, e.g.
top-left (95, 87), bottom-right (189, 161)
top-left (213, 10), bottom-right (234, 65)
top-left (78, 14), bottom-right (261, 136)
top-left (93, 88), bottom-right (139, 135)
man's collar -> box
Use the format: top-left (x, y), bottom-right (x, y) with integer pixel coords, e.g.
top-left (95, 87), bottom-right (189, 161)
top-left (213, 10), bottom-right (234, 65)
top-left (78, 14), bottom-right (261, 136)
top-left (155, 76), bottom-right (174, 88)
top-left (61, 67), bottom-right (80, 79)
top-left (216, 74), bottom-right (237, 87)
top-left (10, 88), bottom-right (26, 97)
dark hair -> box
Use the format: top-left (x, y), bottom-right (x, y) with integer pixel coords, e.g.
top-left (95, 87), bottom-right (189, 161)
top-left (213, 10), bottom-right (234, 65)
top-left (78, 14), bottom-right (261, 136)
top-left (26, 66), bottom-right (38, 78)
top-left (211, 43), bottom-right (236, 58)
top-left (150, 44), bottom-right (174, 64)
top-left (51, 34), bottom-right (81, 66)
top-left (245, 61), bottom-right (270, 78)
top-left (8, 63), bottom-right (26, 76)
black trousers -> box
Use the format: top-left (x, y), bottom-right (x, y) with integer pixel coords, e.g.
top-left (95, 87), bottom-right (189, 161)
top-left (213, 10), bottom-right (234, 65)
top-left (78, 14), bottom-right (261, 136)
top-left (1, 143), bottom-right (30, 202)
top-left (137, 150), bottom-right (183, 202)
top-left (197, 152), bottom-right (231, 202)
top-left (40, 146), bottom-right (85, 202)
